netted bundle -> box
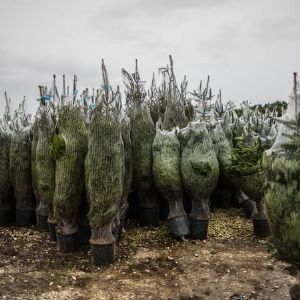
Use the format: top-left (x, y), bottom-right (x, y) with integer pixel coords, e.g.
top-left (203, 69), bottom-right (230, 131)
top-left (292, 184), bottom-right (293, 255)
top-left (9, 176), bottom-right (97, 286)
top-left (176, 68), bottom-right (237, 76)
top-left (123, 62), bottom-right (160, 226)
top-left (263, 73), bottom-right (300, 274)
top-left (0, 128), bottom-right (13, 226)
top-left (207, 122), bottom-right (235, 210)
top-left (118, 116), bottom-right (133, 233)
top-left (153, 127), bottom-right (189, 238)
top-left (85, 107), bottom-right (124, 241)
top-left (208, 123), bottom-right (231, 172)
top-left (0, 95), bottom-right (13, 224)
top-left (31, 119), bottom-right (39, 205)
top-left (10, 113), bottom-right (35, 225)
top-left (0, 131), bottom-right (12, 210)
top-left (85, 60), bottom-right (124, 265)
top-left (238, 172), bottom-right (264, 213)
top-left (52, 105), bottom-right (87, 236)
top-left (35, 106), bottom-right (56, 229)
top-left (178, 122), bottom-right (219, 220)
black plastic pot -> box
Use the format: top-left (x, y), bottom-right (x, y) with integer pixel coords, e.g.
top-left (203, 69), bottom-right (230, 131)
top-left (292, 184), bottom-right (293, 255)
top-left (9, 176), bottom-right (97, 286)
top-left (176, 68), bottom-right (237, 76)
top-left (252, 218), bottom-right (270, 238)
top-left (290, 285), bottom-right (300, 300)
top-left (168, 215), bottom-right (190, 239)
top-left (189, 218), bottom-right (208, 239)
top-left (15, 209), bottom-right (36, 227)
top-left (0, 208), bottom-right (13, 226)
top-left (57, 232), bottom-right (79, 253)
top-left (48, 222), bottom-right (57, 241)
top-left (240, 199), bottom-right (256, 219)
top-left (36, 214), bottom-right (49, 232)
top-left (139, 206), bottom-right (160, 227)
top-left (90, 243), bottom-right (115, 266)
top-left (78, 224), bottom-right (91, 246)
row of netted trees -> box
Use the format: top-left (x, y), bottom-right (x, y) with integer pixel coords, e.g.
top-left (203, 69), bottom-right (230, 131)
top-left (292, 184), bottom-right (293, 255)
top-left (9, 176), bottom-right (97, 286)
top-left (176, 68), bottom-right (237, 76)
top-left (0, 56), bottom-right (282, 265)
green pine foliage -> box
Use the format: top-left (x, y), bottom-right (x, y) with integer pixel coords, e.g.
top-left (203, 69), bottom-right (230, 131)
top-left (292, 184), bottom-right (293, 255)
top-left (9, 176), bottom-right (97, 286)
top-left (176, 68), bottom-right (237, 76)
top-left (225, 141), bottom-right (265, 176)
top-left (49, 134), bottom-right (66, 160)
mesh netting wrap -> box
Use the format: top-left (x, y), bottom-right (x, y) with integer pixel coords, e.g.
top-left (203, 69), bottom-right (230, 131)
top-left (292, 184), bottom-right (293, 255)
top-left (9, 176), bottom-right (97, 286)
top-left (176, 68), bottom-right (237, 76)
top-left (123, 63), bottom-right (160, 226)
top-left (118, 117), bottom-right (133, 232)
top-left (85, 107), bottom-right (124, 246)
top-left (153, 127), bottom-right (189, 238)
top-left (10, 126), bottom-right (34, 213)
top-left (263, 73), bottom-right (300, 269)
top-left (85, 60), bottom-right (124, 264)
top-left (0, 130), bottom-right (12, 215)
top-left (53, 106), bottom-right (87, 235)
top-left (131, 101), bottom-right (160, 225)
top-left (35, 107), bottom-right (55, 227)
top-left (31, 119), bottom-right (39, 205)
top-left (208, 124), bottom-right (231, 175)
top-left (178, 121), bottom-right (219, 220)
top-left (0, 95), bottom-right (13, 223)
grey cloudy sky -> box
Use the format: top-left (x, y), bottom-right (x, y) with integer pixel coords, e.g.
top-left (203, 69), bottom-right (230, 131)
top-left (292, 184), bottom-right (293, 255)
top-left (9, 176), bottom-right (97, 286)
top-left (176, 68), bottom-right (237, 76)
top-left (0, 0), bottom-right (299, 115)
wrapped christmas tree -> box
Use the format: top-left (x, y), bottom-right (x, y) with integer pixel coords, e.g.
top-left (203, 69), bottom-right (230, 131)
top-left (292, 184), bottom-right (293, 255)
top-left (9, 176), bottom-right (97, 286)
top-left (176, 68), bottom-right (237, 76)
top-left (31, 118), bottom-right (39, 213)
top-left (117, 116), bottom-right (133, 239)
top-left (10, 98), bottom-right (35, 226)
top-left (226, 140), bottom-right (268, 237)
top-left (178, 121), bottom-right (219, 239)
top-left (35, 104), bottom-right (55, 232)
top-left (263, 73), bottom-right (300, 299)
top-left (85, 60), bottom-right (124, 265)
top-left (122, 60), bottom-right (160, 226)
top-left (52, 91), bottom-right (87, 252)
top-left (153, 126), bottom-right (189, 239)
top-left (0, 93), bottom-right (13, 226)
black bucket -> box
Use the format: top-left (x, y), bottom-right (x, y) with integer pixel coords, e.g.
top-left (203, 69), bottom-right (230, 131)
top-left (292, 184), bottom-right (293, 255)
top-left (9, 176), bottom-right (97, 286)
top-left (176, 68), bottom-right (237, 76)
top-left (57, 232), bottom-right (79, 253)
top-left (15, 209), bottom-right (36, 227)
top-left (90, 243), bottom-right (115, 266)
top-left (168, 215), bottom-right (190, 238)
top-left (0, 208), bottom-right (13, 226)
top-left (36, 214), bottom-right (49, 232)
top-left (48, 222), bottom-right (57, 242)
top-left (139, 206), bottom-right (160, 227)
top-left (189, 218), bottom-right (208, 239)
top-left (252, 218), bottom-right (270, 238)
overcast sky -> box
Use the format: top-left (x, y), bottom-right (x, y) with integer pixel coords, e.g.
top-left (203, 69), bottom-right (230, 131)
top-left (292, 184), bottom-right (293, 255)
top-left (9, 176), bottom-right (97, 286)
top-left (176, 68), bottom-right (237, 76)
top-left (0, 0), bottom-right (299, 115)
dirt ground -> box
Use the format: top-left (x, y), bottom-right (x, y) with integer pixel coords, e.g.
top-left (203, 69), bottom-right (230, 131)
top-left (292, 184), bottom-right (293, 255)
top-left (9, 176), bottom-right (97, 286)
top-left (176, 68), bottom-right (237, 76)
top-left (0, 208), bottom-right (295, 300)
